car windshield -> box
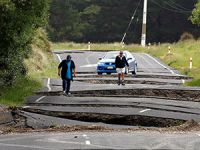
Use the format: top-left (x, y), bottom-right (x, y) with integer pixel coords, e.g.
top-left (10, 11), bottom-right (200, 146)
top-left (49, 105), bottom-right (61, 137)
top-left (104, 52), bottom-right (127, 59)
top-left (104, 53), bottom-right (118, 59)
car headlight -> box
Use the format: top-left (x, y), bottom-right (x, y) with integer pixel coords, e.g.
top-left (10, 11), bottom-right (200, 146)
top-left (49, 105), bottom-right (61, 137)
top-left (98, 62), bottom-right (104, 65)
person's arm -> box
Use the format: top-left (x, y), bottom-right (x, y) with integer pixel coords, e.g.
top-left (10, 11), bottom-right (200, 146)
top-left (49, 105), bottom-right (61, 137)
top-left (72, 61), bottom-right (76, 77)
top-left (115, 56), bottom-right (118, 67)
top-left (58, 61), bottom-right (63, 76)
top-left (124, 56), bottom-right (129, 67)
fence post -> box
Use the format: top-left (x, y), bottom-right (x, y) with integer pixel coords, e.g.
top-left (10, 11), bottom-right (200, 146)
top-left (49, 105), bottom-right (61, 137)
top-left (148, 43), bottom-right (151, 49)
top-left (88, 42), bottom-right (91, 50)
top-left (121, 42), bottom-right (125, 48)
top-left (168, 46), bottom-right (171, 54)
top-left (189, 57), bottom-right (193, 69)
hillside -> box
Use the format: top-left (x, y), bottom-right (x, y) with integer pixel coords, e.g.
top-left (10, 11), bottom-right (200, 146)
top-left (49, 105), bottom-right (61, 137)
top-left (48, 0), bottom-right (199, 43)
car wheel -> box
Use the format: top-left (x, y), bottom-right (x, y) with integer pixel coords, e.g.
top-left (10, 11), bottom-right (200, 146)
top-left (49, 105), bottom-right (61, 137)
top-left (132, 71), bottom-right (136, 75)
top-left (98, 72), bottom-right (103, 75)
top-left (132, 64), bottom-right (137, 75)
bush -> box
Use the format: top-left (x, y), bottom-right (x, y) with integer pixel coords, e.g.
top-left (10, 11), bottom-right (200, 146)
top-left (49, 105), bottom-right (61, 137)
top-left (179, 32), bottom-right (194, 41)
top-left (0, 0), bottom-right (49, 86)
top-left (190, 2), bottom-right (200, 25)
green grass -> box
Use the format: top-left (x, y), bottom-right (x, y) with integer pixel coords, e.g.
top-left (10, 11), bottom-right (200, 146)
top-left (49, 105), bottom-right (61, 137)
top-left (52, 40), bottom-right (200, 86)
top-left (0, 77), bottom-right (41, 106)
top-left (0, 52), bottom-right (57, 106)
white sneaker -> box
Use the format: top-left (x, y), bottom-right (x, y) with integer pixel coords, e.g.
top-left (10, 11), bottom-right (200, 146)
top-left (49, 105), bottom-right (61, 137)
top-left (63, 91), bottom-right (68, 96)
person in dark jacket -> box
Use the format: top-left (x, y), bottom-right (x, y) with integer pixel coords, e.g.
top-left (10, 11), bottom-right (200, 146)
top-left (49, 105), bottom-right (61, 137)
top-left (115, 51), bottom-right (129, 85)
top-left (58, 55), bottom-right (76, 96)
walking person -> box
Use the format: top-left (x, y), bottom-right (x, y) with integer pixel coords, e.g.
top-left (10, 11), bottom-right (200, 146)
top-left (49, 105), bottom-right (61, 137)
top-left (115, 51), bottom-right (129, 85)
top-left (58, 55), bottom-right (76, 96)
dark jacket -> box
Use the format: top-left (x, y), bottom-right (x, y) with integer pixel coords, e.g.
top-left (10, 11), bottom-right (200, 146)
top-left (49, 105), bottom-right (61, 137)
top-left (58, 60), bottom-right (75, 80)
top-left (115, 55), bottom-right (129, 68)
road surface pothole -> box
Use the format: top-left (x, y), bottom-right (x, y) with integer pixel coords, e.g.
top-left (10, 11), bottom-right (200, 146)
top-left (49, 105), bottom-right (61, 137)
top-left (19, 108), bottom-right (186, 128)
top-left (37, 88), bottom-right (200, 102)
top-left (2, 108), bottom-right (200, 133)
top-left (75, 79), bottom-right (180, 85)
top-left (76, 74), bottom-right (192, 80)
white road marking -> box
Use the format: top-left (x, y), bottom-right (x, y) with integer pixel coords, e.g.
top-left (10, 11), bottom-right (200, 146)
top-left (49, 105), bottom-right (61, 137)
top-left (182, 79), bottom-right (185, 84)
top-left (56, 54), bottom-right (62, 62)
top-left (36, 96), bottom-right (46, 103)
top-left (47, 138), bottom-right (117, 149)
top-left (85, 140), bottom-right (91, 145)
top-left (145, 54), bottom-right (178, 75)
top-left (47, 78), bottom-right (51, 92)
top-left (22, 106), bottom-right (30, 109)
top-left (85, 53), bottom-right (93, 64)
top-left (139, 109), bottom-right (151, 113)
top-left (196, 133), bottom-right (200, 137)
top-left (80, 64), bottom-right (97, 68)
top-left (0, 143), bottom-right (55, 150)
top-left (137, 54), bottom-right (154, 73)
top-left (82, 134), bottom-right (90, 139)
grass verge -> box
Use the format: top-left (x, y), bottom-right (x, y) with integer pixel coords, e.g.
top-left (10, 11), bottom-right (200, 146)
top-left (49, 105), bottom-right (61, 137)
top-left (52, 40), bottom-right (200, 86)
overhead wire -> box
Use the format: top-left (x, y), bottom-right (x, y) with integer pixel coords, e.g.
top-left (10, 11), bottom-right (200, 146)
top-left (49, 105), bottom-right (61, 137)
top-left (121, 0), bottom-right (142, 43)
top-left (163, 1), bottom-right (192, 12)
top-left (169, 0), bottom-right (192, 11)
top-left (150, 0), bottom-right (192, 14)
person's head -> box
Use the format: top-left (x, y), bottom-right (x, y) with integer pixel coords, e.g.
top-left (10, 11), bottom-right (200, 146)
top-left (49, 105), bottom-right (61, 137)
top-left (66, 55), bottom-right (72, 60)
top-left (119, 51), bottom-right (123, 57)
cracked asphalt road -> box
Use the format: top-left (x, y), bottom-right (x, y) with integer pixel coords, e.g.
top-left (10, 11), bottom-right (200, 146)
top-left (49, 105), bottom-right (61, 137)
top-left (1, 50), bottom-right (200, 149)
top-left (0, 132), bottom-right (200, 150)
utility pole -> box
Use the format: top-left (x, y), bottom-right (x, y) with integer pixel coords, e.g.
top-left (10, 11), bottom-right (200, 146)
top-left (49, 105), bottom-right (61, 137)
top-left (141, 0), bottom-right (148, 47)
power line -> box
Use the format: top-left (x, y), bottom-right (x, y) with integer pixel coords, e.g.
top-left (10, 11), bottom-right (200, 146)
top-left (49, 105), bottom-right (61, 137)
top-left (121, 0), bottom-right (142, 43)
top-left (163, 1), bottom-right (192, 12)
top-left (150, 0), bottom-right (192, 14)
top-left (169, 0), bottom-right (191, 11)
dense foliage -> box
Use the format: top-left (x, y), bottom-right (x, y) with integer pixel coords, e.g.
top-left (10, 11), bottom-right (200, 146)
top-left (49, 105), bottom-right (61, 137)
top-left (191, 2), bottom-right (200, 25)
top-left (0, 0), bottom-right (49, 86)
top-left (48, 0), bottom-right (199, 43)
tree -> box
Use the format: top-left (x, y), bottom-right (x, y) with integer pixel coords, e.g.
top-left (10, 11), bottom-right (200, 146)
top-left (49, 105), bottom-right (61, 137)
top-left (0, 0), bottom-right (49, 86)
top-left (190, 2), bottom-right (200, 25)
top-left (48, 0), bottom-right (198, 43)
top-left (48, 0), bottom-right (101, 42)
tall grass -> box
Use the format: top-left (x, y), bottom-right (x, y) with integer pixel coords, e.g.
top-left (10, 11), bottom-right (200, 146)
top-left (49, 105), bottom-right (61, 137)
top-left (0, 77), bottom-right (41, 106)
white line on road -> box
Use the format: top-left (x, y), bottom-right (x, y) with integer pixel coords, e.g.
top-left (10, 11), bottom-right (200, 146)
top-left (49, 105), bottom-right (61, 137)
top-left (182, 79), bottom-right (185, 84)
top-left (139, 109), bottom-right (151, 113)
top-left (80, 64), bottom-right (97, 68)
top-left (85, 140), bottom-right (91, 145)
top-left (196, 133), bottom-right (200, 137)
top-left (47, 78), bottom-right (51, 92)
top-left (0, 143), bottom-right (55, 150)
top-left (56, 54), bottom-right (62, 62)
top-left (48, 138), bottom-right (117, 149)
top-left (145, 54), bottom-right (178, 75)
top-left (22, 106), bottom-right (30, 109)
top-left (85, 53), bottom-right (93, 64)
top-left (36, 96), bottom-right (46, 103)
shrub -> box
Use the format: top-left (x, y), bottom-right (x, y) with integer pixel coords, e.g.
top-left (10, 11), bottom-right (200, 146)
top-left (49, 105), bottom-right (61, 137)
top-left (179, 32), bottom-right (194, 41)
top-left (0, 0), bottom-right (50, 86)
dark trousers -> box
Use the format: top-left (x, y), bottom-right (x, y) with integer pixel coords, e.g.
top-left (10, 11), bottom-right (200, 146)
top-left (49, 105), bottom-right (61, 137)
top-left (62, 79), bottom-right (71, 93)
